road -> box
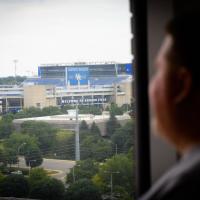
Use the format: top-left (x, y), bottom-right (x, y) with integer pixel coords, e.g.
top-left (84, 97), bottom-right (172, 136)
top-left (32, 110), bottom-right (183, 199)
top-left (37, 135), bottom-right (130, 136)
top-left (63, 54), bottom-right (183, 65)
top-left (17, 157), bottom-right (76, 182)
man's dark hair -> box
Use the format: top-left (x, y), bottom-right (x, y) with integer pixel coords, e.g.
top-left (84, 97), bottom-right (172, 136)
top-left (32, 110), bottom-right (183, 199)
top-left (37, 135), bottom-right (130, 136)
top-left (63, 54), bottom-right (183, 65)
top-left (166, 11), bottom-right (200, 87)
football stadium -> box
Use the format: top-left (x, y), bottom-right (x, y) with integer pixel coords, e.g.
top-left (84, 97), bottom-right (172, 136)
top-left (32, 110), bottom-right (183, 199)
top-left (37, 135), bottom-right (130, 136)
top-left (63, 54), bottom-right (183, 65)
top-left (0, 62), bottom-right (133, 113)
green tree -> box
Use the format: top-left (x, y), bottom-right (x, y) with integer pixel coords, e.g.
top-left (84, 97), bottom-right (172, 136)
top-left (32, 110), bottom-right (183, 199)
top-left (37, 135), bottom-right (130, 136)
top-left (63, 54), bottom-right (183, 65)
top-left (66, 159), bottom-right (99, 185)
top-left (42, 106), bottom-right (62, 116)
top-left (0, 117), bottom-right (14, 139)
top-left (78, 105), bottom-right (102, 115)
top-left (80, 136), bottom-right (112, 161)
top-left (0, 172), bottom-right (4, 181)
top-left (0, 76), bottom-right (26, 85)
top-left (25, 145), bottom-right (43, 168)
top-left (106, 113), bottom-right (121, 137)
top-left (4, 132), bottom-right (38, 155)
top-left (53, 131), bottom-right (75, 160)
top-left (4, 148), bottom-right (18, 167)
top-left (90, 122), bottom-right (101, 137)
top-left (65, 179), bottom-right (102, 200)
top-left (29, 168), bottom-right (48, 186)
top-left (15, 107), bottom-right (42, 119)
top-left (2, 113), bottom-right (14, 122)
top-left (92, 139), bottom-right (112, 161)
top-left (80, 120), bottom-right (89, 132)
top-left (110, 103), bottom-right (123, 116)
top-left (0, 149), bottom-right (6, 166)
top-left (0, 174), bottom-right (29, 198)
top-left (93, 154), bottom-right (134, 199)
top-left (29, 177), bottom-right (65, 200)
top-left (21, 121), bottom-right (57, 151)
top-left (111, 121), bottom-right (134, 153)
top-left (0, 148), bottom-right (18, 168)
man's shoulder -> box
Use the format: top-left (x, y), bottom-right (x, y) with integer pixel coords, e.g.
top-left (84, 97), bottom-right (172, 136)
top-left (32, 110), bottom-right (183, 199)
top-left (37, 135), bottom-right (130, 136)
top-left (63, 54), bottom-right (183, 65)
top-left (139, 150), bottom-right (200, 200)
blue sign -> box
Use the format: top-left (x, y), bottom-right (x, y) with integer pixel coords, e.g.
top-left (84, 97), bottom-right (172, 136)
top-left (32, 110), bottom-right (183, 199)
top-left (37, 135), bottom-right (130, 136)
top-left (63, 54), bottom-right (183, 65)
top-left (66, 67), bottom-right (89, 85)
top-left (125, 63), bottom-right (133, 75)
top-left (38, 67), bottom-right (41, 77)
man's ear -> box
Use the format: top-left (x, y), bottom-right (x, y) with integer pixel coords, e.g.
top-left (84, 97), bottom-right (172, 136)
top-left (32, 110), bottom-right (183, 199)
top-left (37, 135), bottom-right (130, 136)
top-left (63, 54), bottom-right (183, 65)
top-left (173, 67), bottom-right (192, 104)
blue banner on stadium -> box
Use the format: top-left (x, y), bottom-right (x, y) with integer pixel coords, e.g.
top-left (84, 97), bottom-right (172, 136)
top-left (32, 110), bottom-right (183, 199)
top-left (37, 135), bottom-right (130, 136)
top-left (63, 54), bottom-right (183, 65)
top-left (66, 67), bottom-right (89, 85)
top-left (38, 67), bottom-right (41, 77)
top-left (125, 63), bottom-right (133, 75)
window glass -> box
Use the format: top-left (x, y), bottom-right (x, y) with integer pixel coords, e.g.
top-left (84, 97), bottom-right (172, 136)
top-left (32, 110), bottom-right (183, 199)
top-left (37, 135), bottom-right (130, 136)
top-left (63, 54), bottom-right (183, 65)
top-left (0, 0), bottom-right (134, 199)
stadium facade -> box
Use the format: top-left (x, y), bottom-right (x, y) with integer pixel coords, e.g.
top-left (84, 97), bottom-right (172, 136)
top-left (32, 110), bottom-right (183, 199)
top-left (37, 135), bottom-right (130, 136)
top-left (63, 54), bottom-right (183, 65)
top-left (0, 62), bottom-right (133, 113)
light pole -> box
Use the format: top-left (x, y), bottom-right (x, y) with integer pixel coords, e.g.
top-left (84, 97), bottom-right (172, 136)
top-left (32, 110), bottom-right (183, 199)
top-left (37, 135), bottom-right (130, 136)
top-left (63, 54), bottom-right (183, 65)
top-left (13, 59), bottom-right (18, 79)
top-left (75, 104), bottom-right (80, 161)
top-left (17, 142), bottom-right (26, 170)
top-left (72, 167), bottom-right (75, 183)
top-left (72, 164), bottom-right (80, 183)
top-left (104, 171), bottom-right (120, 200)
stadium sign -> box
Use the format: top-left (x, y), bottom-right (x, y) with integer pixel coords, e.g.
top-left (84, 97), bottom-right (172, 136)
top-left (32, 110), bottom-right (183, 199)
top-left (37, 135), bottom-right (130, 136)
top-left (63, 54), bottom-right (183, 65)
top-left (66, 67), bottom-right (89, 86)
top-left (60, 95), bottom-right (111, 105)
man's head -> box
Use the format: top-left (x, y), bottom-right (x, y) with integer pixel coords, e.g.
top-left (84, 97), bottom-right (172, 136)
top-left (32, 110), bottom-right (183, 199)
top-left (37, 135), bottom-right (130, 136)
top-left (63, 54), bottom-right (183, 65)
top-left (149, 12), bottom-right (200, 152)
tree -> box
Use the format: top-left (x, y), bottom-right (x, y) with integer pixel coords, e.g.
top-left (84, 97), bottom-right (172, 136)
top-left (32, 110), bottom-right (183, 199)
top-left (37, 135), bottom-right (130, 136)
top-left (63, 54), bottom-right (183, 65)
top-left (90, 122), bottom-right (101, 137)
top-left (106, 113), bottom-right (121, 137)
top-left (110, 103), bottom-right (123, 116)
top-left (65, 179), bottom-right (102, 200)
top-left (15, 107), bottom-right (42, 119)
top-left (4, 132), bottom-right (38, 155)
top-left (24, 145), bottom-right (43, 168)
top-left (29, 168), bottom-right (48, 186)
top-left (53, 131), bottom-right (75, 160)
top-left (21, 121), bottom-right (57, 151)
top-left (0, 148), bottom-right (18, 168)
top-left (78, 105), bottom-right (102, 115)
top-left (42, 106), bottom-right (62, 116)
top-left (0, 116), bottom-right (14, 139)
top-left (80, 120), bottom-right (89, 132)
top-left (80, 135), bottom-right (95, 159)
top-left (2, 113), bottom-right (14, 122)
top-left (92, 139), bottom-right (112, 161)
top-left (111, 121), bottom-right (134, 153)
top-left (4, 148), bottom-right (18, 167)
top-left (0, 149), bottom-right (6, 166)
top-left (92, 154), bottom-right (134, 199)
top-left (66, 159), bottom-right (99, 185)
top-left (80, 136), bottom-right (112, 161)
top-left (0, 76), bottom-right (26, 85)
top-left (0, 172), bottom-right (4, 181)
top-left (0, 174), bottom-right (29, 198)
top-left (29, 177), bottom-right (65, 200)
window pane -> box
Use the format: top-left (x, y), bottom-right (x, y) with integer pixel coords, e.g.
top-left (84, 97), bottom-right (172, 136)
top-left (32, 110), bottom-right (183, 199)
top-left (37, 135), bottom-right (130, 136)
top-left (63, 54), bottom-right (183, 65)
top-left (0, 1), bottom-right (134, 199)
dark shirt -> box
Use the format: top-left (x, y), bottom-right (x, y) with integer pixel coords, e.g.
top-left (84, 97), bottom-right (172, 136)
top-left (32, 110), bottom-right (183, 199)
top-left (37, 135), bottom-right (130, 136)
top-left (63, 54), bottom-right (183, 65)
top-left (139, 147), bottom-right (200, 200)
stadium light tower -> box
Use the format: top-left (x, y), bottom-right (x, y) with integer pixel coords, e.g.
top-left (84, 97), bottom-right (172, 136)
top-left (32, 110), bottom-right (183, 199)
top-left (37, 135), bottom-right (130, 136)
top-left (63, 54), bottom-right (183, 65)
top-left (13, 59), bottom-right (18, 77)
top-left (75, 103), bottom-right (80, 161)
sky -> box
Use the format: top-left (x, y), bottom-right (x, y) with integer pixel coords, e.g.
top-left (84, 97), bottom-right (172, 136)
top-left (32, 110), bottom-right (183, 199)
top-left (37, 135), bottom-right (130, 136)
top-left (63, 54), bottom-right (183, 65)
top-left (0, 0), bottom-right (132, 77)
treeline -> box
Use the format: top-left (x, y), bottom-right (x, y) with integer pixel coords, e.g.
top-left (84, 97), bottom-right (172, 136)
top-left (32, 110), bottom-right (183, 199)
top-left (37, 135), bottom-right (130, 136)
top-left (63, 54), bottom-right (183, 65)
top-left (0, 168), bottom-right (66, 200)
top-left (66, 154), bottom-right (134, 200)
top-left (0, 76), bottom-right (26, 85)
top-left (0, 154), bottom-right (133, 200)
top-left (2, 102), bottom-right (131, 119)
top-left (0, 108), bottom-right (134, 199)
top-left (0, 111), bottom-right (134, 169)
top-left (0, 116), bottom-right (134, 164)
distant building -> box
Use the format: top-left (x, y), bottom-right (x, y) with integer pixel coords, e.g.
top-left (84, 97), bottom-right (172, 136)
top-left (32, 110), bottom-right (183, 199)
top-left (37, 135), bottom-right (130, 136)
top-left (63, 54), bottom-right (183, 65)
top-left (0, 62), bottom-right (133, 113)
